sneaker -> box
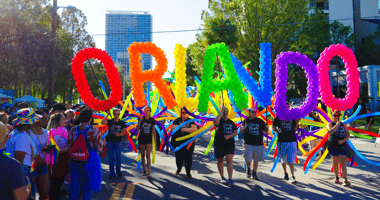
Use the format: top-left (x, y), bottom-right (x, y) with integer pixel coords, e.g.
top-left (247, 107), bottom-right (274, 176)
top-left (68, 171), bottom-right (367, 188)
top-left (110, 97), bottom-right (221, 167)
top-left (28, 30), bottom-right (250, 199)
top-left (246, 168), bottom-right (251, 178)
top-left (109, 176), bottom-right (115, 180)
top-left (146, 174), bottom-right (151, 178)
top-left (221, 177), bottom-right (228, 185)
top-left (142, 171), bottom-right (147, 176)
top-left (227, 179), bottom-right (235, 187)
top-left (118, 174), bottom-right (122, 178)
top-left (252, 173), bottom-right (260, 181)
top-left (174, 171), bottom-right (180, 175)
top-left (284, 173), bottom-right (289, 181)
top-left (289, 176), bottom-right (297, 184)
top-left (335, 178), bottom-right (340, 184)
top-left (186, 174), bottom-right (193, 179)
top-left (343, 181), bottom-right (351, 187)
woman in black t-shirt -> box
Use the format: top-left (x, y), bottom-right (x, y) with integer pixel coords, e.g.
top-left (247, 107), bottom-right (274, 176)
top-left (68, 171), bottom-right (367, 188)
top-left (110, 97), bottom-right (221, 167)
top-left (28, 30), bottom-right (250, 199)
top-left (327, 110), bottom-right (350, 186)
top-left (101, 108), bottom-right (126, 179)
top-left (136, 107), bottom-right (156, 178)
top-left (213, 106), bottom-right (238, 187)
top-left (171, 108), bottom-right (197, 178)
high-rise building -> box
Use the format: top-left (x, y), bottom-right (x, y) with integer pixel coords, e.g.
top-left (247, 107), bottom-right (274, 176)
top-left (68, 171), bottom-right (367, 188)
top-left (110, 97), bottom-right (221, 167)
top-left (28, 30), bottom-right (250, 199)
top-left (105, 11), bottom-right (152, 75)
top-left (309, 0), bottom-right (380, 49)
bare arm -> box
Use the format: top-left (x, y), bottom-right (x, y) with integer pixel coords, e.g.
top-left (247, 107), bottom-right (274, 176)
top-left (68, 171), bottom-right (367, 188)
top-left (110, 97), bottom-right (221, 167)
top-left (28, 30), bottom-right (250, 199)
top-left (100, 113), bottom-right (109, 125)
top-left (213, 106), bottom-right (225, 126)
top-left (182, 124), bottom-right (197, 133)
top-left (225, 130), bottom-right (238, 140)
top-left (13, 151), bottom-right (26, 165)
top-left (12, 185), bottom-right (30, 200)
top-left (136, 116), bottom-right (143, 131)
top-left (327, 122), bottom-right (341, 135)
top-left (171, 124), bottom-right (178, 131)
top-left (294, 119), bottom-right (300, 131)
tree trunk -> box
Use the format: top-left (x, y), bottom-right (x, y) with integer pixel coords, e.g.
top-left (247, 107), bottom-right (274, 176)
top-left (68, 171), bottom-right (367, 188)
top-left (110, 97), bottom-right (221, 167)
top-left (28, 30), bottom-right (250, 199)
top-left (14, 82), bottom-right (18, 98)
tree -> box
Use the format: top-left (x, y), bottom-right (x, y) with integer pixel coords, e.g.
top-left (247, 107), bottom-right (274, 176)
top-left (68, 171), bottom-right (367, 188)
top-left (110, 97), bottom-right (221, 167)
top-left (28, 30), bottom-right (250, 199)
top-left (355, 25), bottom-right (380, 66)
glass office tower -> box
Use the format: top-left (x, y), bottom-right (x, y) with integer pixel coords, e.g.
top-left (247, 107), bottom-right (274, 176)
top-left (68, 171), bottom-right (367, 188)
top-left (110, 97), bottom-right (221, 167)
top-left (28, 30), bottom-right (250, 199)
top-left (105, 11), bottom-right (152, 74)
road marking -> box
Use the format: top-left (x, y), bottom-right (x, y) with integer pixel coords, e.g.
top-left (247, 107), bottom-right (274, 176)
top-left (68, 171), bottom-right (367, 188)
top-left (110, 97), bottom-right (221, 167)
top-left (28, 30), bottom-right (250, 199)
top-left (123, 183), bottom-right (136, 200)
top-left (110, 182), bottom-right (125, 200)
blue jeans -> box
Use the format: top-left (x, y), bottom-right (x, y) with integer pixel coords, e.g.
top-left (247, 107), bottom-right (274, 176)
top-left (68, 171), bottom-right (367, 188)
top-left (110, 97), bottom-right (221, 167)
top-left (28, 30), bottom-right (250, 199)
top-left (107, 141), bottom-right (122, 177)
top-left (69, 161), bottom-right (93, 200)
top-left (22, 166), bottom-right (35, 200)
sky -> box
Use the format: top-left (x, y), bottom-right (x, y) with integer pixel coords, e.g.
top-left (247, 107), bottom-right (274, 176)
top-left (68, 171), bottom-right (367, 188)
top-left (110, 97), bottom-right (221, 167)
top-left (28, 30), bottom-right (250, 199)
top-left (58, 0), bottom-right (209, 77)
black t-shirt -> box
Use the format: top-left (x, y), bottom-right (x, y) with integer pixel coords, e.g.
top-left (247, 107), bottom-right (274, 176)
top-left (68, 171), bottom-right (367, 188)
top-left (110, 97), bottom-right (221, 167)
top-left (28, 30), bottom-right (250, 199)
top-left (273, 117), bottom-right (297, 142)
top-left (106, 120), bottom-right (126, 142)
top-left (0, 154), bottom-right (29, 200)
top-left (243, 118), bottom-right (266, 146)
top-left (366, 116), bottom-right (374, 125)
top-left (139, 117), bottom-right (156, 140)
top-left (214, 118), bottom-right (238, 149)
top-left (171, 117), bottom-right (196, 150)
top-left (328, 122), bottom-right (347, 147)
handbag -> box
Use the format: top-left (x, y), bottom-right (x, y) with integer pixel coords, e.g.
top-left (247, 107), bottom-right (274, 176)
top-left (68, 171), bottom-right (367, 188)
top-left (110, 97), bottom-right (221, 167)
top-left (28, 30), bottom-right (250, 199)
top-left (342, 145), bottom-right (356, 159)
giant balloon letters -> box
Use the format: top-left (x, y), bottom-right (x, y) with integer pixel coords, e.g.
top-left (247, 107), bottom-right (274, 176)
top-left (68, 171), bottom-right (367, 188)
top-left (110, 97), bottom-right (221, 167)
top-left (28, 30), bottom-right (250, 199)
top-left (72, 43), bottom-right (359, 117)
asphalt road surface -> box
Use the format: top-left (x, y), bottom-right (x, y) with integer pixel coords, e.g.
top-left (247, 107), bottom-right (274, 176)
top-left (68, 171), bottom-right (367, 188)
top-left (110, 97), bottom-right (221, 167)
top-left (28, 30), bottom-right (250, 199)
top-left (56, 135), bottom-right (380, 200)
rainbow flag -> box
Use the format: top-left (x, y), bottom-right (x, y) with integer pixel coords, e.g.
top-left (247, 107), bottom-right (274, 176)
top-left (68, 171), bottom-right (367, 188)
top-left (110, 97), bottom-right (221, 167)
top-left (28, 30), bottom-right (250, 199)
top-left (45, 131), bottom-right (60, 166)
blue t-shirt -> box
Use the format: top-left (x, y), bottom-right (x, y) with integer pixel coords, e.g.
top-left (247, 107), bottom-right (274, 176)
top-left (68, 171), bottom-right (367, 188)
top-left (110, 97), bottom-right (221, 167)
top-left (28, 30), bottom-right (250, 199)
top-left (0, 153), bottom-right (29, 200)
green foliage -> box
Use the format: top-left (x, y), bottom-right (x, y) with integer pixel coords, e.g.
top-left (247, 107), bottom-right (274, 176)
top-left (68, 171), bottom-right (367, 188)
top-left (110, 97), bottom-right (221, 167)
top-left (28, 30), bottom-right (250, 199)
top-left (355, 26), bottom-right (380, 66)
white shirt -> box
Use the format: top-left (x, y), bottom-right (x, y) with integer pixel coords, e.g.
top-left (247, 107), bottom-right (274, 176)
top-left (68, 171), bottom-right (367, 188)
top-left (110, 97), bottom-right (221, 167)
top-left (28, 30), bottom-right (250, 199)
top-left (29, 129), bottom-right (49, 159)
top-left (6, 130), bottom-right (37, 166)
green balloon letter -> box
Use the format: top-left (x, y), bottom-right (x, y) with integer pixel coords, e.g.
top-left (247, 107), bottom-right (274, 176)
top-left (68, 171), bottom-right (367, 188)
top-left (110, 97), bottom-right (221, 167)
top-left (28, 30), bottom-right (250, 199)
top-left (198, 43), bottom-right (247, 112)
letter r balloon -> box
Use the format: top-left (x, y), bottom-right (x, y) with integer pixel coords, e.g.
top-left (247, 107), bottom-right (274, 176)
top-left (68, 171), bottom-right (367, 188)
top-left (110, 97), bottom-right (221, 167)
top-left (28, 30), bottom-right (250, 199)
top-left (128, 42), bottom-right (177, 109)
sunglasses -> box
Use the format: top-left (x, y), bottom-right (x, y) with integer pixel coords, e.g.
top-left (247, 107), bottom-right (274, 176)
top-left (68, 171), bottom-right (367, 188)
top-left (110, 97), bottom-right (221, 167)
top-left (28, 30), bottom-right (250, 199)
top-left (181, 112), bottom-right (186, 114)
top-left (114, 113), bottom-right (120, 115)
top-left (249, 110), bottom-right (257, 113)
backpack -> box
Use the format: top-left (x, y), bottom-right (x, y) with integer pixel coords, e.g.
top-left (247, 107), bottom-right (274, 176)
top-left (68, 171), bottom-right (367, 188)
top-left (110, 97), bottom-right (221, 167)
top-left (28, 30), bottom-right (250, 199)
top-left (69, 125), bottom-right (92, 161)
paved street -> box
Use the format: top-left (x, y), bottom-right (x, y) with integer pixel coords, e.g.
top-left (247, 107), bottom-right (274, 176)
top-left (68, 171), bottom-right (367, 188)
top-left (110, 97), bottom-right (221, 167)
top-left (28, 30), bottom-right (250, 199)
top-left (58, 135), bottom-right (380, 200)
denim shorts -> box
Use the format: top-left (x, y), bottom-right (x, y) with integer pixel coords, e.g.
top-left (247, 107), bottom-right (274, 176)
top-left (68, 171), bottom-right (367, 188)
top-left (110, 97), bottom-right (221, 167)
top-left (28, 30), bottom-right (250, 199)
top-left (329, 147), bottom-right (347, 156)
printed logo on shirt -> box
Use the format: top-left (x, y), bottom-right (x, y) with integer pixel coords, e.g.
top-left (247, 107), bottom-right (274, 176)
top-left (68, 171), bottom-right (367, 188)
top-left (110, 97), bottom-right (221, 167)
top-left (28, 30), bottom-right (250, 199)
top-left (248, 123), bottom-right (260, 135)
top-left (110, 125), bottom-right (122, 135)
top-left (281, 120), bottom-right (293, 131)
top-left (336, 126), bottom-right (346, 138)
top-left (142, 122), bottom-right (151, 134)
top-left (223, 123), bottom-right (233, 135)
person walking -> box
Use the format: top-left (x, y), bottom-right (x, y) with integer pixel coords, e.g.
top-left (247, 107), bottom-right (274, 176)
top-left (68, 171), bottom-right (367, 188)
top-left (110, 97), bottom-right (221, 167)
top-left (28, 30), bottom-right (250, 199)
top-left (327, 110), bottom-right (351, 186)
top-left (67, 109), bottom-right (104, 200)
top-left (273, 103), bottom-right (300, 184)
top-left (47, 113), bottom-right (71, 199)
top-left (6, 108), bottom-right (41, 199)
top-left (101, 108), bottom-right (126, 179)
top-left (0, 121), bottom-right (31, 200)
top-left (29, 110), bottom-right (50, 200)
top-left (171, 108), bottom-right (198, 179)
top-left (213, 106), bottom-right (238, 187)
top-left (136, 107), bottom-right (157, 178)
top-left (241, 107), bottom-right (268, 180)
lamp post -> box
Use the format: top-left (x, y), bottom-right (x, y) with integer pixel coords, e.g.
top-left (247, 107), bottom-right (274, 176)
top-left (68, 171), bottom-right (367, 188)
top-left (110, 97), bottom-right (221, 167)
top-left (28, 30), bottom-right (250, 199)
top-left (48, 0), bottom-right (77, 108)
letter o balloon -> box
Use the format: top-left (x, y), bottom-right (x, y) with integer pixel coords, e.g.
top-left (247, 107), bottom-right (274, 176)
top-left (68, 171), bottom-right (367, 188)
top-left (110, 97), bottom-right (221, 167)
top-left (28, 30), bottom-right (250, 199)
top-left (317, 44), bottom-right (359, 111)
top-left (71, 47), bottom-right (122, 111)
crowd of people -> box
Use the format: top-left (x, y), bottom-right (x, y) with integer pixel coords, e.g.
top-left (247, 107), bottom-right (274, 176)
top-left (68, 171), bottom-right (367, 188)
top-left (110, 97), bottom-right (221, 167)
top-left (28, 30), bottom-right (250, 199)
top-left (0, 101), bottom-right (355, 200)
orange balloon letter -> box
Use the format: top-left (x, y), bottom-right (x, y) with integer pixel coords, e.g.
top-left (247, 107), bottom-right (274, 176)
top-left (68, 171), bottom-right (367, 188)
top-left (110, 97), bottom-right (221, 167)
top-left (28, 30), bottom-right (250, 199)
top-left (128, 42), bottom-right (177, 109)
